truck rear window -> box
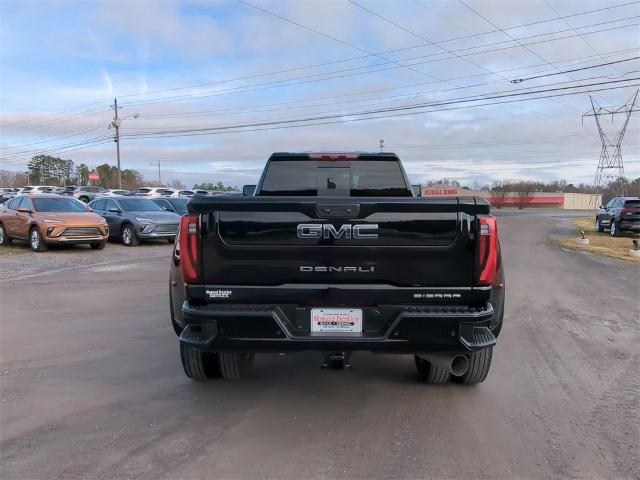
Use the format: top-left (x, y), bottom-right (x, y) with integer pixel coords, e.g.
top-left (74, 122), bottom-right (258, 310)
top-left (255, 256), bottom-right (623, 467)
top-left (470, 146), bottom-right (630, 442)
top-left (259, 159), bottom-right (412, 197)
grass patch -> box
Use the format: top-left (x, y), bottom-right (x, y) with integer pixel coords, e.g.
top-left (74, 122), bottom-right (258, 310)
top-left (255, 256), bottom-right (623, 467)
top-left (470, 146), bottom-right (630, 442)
top-left (556, 217), bottom-right (640, 263)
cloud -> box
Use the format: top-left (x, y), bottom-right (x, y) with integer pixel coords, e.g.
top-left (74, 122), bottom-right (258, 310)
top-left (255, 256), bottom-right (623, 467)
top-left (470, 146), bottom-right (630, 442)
top-left (102, 69), bottom-right (114, 96)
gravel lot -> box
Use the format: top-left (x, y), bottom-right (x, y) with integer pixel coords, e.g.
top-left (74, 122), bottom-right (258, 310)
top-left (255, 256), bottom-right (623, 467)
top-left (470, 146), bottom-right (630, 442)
top-left (1, 209), bottom-right (638, 479)
top-left (0, 240), bottom-right (173, 281)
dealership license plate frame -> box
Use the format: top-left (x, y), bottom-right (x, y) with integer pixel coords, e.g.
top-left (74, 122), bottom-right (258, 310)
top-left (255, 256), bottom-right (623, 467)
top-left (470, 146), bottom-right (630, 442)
top-left (310, 308), bottom-right (363, 333)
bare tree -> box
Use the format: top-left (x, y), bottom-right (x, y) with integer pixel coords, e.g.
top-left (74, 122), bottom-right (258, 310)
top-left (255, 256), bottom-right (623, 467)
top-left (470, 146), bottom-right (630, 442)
top-left (169, 179), bottom-right (186, 190)
top-left (0, 170), bottom-right (16, 187)
top-left (513, 182), bottom-right (536, 209)
top-left (489, 181), bottom-right (507, 209)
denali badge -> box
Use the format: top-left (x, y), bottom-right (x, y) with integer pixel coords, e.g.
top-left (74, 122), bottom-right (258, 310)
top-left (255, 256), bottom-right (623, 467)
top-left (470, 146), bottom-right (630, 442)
top-left (297, 223), bottom-right (378, 239)
top-left (300, 266), bottom-right (375, 273)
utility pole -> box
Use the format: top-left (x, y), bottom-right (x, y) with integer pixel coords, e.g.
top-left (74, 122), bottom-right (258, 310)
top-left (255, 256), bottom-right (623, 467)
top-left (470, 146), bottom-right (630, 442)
top-left (379, 138), bottom-right (384, 152)
top-left (150, 160), bottom-right (162, 186)
top-left (110, 98), bottom-right (122, 189)
top-left (583, 90), bottom-right (638, 197)
top-left (109, 99), bottom-right (139, 190)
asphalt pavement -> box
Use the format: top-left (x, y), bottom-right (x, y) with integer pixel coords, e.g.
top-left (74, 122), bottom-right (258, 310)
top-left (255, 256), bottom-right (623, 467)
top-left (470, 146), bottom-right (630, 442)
top-left (1, 210), bottom-right (638, 479)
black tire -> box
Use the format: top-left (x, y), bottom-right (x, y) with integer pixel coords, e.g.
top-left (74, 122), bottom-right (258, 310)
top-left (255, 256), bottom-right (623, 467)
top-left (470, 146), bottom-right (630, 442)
top-left (90, 241), bottom-right (106, 250)
top-left (120, 224), bottom-right (139, 246)
top-left (179, 329), bottom-right (220, 381)
top-left (454, 348), bottom-right (493, 385)
top-left (0, 223), bottom-right (10, 246)
top-left (29, 227), bottom-right (47, 252)
top-left (610, 220), bottom-right (620, 237)
top-left (218, 352), bottom-right (254, 381)
top-left (595, 217), bottom-right (604, 232)
top-left (414, 355), bottom-right (450, 384)
top-left (78, 196), bottom-right (90, 203)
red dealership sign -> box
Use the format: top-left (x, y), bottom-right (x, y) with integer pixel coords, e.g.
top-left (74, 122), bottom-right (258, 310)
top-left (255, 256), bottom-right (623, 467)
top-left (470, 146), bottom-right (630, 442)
top-left (88, 172), bottom-right (100, 181)
top-left (423, 187), bottom-right (459, 196)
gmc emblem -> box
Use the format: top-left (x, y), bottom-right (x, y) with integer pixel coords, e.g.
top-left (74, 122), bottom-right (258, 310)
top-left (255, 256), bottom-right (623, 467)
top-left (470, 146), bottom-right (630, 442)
top-left (297, 223), bottom-right (379, 239)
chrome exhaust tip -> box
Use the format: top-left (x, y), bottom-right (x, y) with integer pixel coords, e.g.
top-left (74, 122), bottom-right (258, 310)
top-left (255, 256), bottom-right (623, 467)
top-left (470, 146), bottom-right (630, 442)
top-left (421, 354), bottom-right (469, 377)
top-left (450, 354), bottom-right (469, 377)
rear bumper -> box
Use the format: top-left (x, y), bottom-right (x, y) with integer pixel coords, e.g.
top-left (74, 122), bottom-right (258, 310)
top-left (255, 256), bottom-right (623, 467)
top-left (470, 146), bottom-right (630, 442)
top-left (179, 302), bottom-right (498, 353)
top-left (619, 219), bottom-right (640, 231)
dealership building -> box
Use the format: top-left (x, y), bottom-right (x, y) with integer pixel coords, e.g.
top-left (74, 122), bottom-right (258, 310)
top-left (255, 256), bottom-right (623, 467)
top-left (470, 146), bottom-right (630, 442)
top-left (421, 185), bottom-right (601, 210)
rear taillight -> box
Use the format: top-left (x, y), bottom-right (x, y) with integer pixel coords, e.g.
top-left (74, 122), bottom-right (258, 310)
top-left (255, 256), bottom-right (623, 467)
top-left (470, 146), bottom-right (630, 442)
top-left (178, 214), bottom-right (200, 283)
top-left (620, 207), bottom-right (630, 215)
top-left (475, 216), bottom-right (498, 286)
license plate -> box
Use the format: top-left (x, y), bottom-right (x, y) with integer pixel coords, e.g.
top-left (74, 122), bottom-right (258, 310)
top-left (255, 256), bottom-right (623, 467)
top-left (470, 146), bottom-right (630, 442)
top-left (311, 308), bottom-right (362, 333)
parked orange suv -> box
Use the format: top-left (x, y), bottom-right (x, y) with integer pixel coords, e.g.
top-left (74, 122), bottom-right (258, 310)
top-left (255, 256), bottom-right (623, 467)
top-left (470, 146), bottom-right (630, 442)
top-left (0, 195), bottom-right (109, 251)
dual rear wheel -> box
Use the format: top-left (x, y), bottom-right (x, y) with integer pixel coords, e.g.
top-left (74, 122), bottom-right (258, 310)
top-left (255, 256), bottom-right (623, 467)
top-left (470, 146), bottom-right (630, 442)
top-left (180, 337), bottom-right (492, 384)
top-left (180, 330), bottom-right (254, 381)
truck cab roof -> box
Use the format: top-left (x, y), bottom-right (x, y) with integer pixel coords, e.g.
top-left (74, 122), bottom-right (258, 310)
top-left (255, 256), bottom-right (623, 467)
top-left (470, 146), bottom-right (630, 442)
top-left (257, 152), bottom-right (413, 197)
top-left (269, 152), bottom-right (400, 160)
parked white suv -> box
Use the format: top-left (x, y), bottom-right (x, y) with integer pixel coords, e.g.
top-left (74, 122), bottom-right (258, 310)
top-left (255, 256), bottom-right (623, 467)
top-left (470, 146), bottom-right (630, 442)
top-left (175, 190), bottom-right (196, 197)
top-left (132, 187), bottom-right (174, 197)
top-left (22, 185), bottom-right (57, 194)
top-left (98, 189), bottom-right (130, 197)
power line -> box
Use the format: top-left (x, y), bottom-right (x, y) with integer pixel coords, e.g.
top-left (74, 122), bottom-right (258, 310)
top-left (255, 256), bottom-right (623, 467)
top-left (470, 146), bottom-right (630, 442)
top-left (5, 79), bottom-right (633, 163)
top-left (0, 123), bottom-right (108, 150)
top-left (118, 79), bottom-right (640, 139)
top-left (4, 49), bottom-right (634, 159)
top-left (3, 13), bottom-right (638, 141)
top-left (125, 72), bottom-right (638, 134)
top-left (2, 0), bottom-right (636, 132)
top-left (120, 17), bottom-right (639, 108)
top-left (2, 106), bottom-right (107, 135)
top-left (0, 106), bottom-right (110, 135)
top-left (510, 56), bottom-right (640, 83)
top-left (456, 0), bottom-right (615, 109)
top-left (391, 129), bottom-right (640, 150)
top-left (113, 0), bottom-right (640, 101)
top-left (236, 0), bottom-right (438, 81)
top-left (0, 137), bottom-right (113, 163)
top-left (132, 48), bottom-right (639, 120)
top-left (346, 0), bottom-right (585, 121)
top-left (0, 102), bottom-right (109, 131)
top-left (543, 0), bottom-right (616, 105)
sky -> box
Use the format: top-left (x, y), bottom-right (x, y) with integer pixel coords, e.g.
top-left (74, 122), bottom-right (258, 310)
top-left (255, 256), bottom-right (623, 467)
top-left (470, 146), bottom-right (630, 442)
top-left (1, 0), bottom-right (639, 188)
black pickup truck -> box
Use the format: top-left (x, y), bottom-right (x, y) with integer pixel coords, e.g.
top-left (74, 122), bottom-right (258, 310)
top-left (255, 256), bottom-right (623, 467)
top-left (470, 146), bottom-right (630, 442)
top-left (170, 152), bottom-right (505, 384)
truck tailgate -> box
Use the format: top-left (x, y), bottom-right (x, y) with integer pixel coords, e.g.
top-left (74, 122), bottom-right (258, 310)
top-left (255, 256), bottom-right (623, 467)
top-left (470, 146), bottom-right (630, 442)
top-left (192, 196), bottom-right (488, 288)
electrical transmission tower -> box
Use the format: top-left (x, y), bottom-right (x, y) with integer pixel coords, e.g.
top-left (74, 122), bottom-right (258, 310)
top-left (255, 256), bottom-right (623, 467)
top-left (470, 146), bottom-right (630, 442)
top-left (583, 90), bottom-right (638, 196)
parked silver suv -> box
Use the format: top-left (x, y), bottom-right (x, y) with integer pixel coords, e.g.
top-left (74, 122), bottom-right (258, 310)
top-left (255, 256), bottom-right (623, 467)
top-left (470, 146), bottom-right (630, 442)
top-left (74, 186), bottom-right (109, 203)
